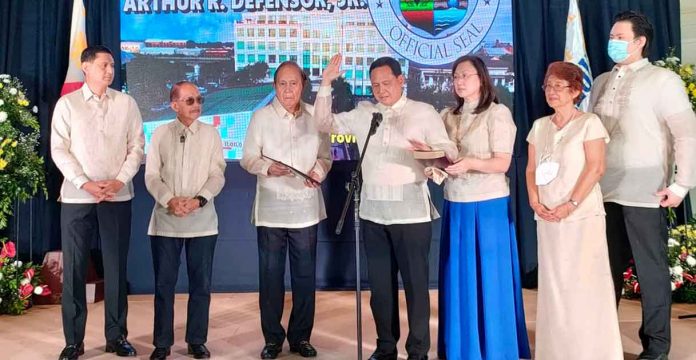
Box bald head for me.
[273,61,307,86]
[170,81,195,102]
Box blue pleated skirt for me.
[437,197,531,360]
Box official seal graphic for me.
[400,0,468,36]
[369,0,499,65]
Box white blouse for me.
[441,102,516,203]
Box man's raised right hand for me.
[321,54,344,87]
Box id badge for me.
[535,161,559,186]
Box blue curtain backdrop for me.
[0,0,684,292]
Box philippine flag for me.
[60,0,88,96]
[564,0,592,111]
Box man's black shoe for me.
[149,347,170,360]
[368,349,398,360]
[105,336,137,357]
[187,344,211,359]
[188,344,210,359]
[260,343,282,359]
[289,340,317,357]
[638,353,668,360]
[58,343,84,360]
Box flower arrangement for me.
[0,74,49,314]
[0,239,51,314]
[0,74,46,230]
[622,222,696,303]
[622,259,640,299]
[667,224,696,303]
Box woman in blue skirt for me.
[433,55,530,360]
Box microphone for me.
[371,112,383,125]
[180,134,186,143]
[369,112,383,135]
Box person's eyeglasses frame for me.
[541,84,572,92]
[176,96,205,105]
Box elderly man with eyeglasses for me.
[144,81,226,360]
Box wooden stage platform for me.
[1,290,695,359]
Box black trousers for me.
[362,220,432,358]
[257,225,317,345]
[605,202,671,355]
[61,201,131,345]
[151,235,217,347]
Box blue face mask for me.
[607,39,635,63]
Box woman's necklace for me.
[551,108,578,130]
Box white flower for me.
[687,256,696,267]
[12,260,23,267]
[9,88,17,95]
[0,74,9,79]
[0,272,3,281]
[666,56,680,64]
[32,106,38,113]
[671,282,677,291]
[20,278,30,286]
[0,297,2,304]
[2,79,9,84]
[671,265,684,275]
[667,238,680,247]
[0,99,4,106]
[655,60,666,66]
[0,111,7,123]
[33,286,43,295]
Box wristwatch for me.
[194,195,208,207]
[568,199,579,208]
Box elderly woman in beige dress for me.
[525,62,623,359]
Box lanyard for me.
[540,110,578,162]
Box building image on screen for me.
[120,0,513,161]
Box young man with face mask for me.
[241,61,332,359]
[590,10,696,360]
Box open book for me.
[412,150,446,160]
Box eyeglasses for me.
[177,96,204,105]
[453,73,479,81]
[542,84,571,92]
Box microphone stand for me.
[335,113,382,360]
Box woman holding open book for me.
[434,55,530,360]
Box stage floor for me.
[1,290,695,359]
